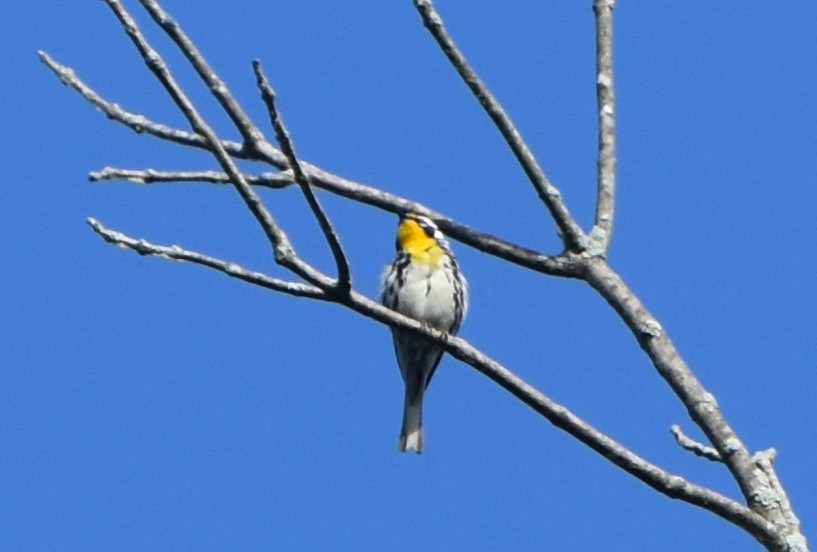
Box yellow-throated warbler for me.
[380,213,468,453]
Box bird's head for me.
[396,213,446,265]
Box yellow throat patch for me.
[397,217,445,266]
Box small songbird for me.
[380,213,468,453]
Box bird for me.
[380,213,468,453]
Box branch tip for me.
[592,0,617,251]
[671,424,722,462]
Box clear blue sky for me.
[2,2,815,550]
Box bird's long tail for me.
[399,388,424,453]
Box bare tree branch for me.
[138,0,266,148]
[582,260,805,551]
[89,167,295,187]
[253,60,352,295]
[39,50,205,147]
[412,0,587,252]
[87,217,327,300]
[44,2,808,549]
[409,5,803,545]
[40,52,579,277]
[84,217,780,549]
[752,450,808,552]
[591,0,617,252]
[102,0,334,290]
[671,418,809,550]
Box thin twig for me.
[87,217,327,300]
[671,424,722,462]
[412,0,586,252]
[253,60,352,295]
[39,50,209,147]
[39,49,291,169]
[591,0,617,253]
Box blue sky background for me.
[2,2,815,550]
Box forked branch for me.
[413,0,586,252]
[253,60,352,295]
[43,1,806,550]
[39,50,579,277]
[102,0,333,290]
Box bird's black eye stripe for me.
[415,216,437,237]
[401,213,438,239]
